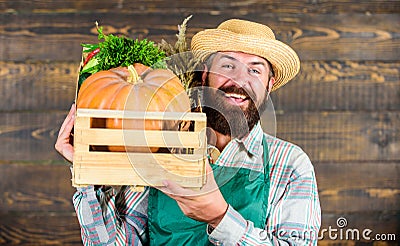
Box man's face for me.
[202,52,274,138]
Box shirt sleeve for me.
[72,185,149,245]
[208,152,321,245]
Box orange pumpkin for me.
[76,63,191,152]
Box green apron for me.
[148,135,270,245]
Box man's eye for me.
[222,64,234,69]
[249,68,260,74]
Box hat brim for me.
[191,29,300,91]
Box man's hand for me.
[55,104,76,163]
[158,163,228,228]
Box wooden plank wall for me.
[0,0,399,245]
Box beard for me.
[202,78,269,139]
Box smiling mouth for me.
[224,92,248,104]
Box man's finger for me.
[158,180,197,197]
[59,104,75,136]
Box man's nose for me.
[230,66,250,87]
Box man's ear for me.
[267,77,275,92]
[201,64,208,86]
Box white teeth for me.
[225,93,246,100]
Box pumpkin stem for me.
[127,65,142,84]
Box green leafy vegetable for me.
[80,22,167,77]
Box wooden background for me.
[0,0,399,245]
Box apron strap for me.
[262,134,270,183]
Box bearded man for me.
[56,19,321,245]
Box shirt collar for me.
[233,122,263,157]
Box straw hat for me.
[191,19,300,91]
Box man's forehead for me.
[214,51,269,66]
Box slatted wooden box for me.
[72,108,207,189]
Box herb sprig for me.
[158,15,201,92]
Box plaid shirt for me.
[73,123,321,245]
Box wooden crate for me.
[72,108,207,189]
